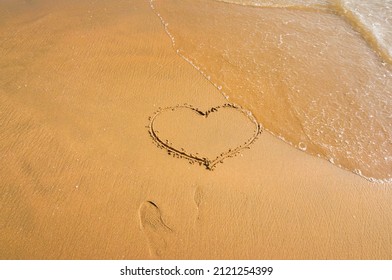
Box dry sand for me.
[0,0,392,259]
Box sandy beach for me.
[0,0,392,259]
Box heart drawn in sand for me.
[148,104,262,170]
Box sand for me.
[0,0,392,259]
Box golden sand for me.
[0,0,392,259]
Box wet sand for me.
[0,0,392,259]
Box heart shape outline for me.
[148,103,262,170]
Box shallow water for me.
[217,0,392,62]
[149,0,392,182]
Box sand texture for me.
[0,0,392,259]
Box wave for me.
[216,0,392,64]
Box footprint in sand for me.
[193,186,203,221]
[139,201,173,257]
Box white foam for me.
[214,0,329,8]
[335,0,392,62]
